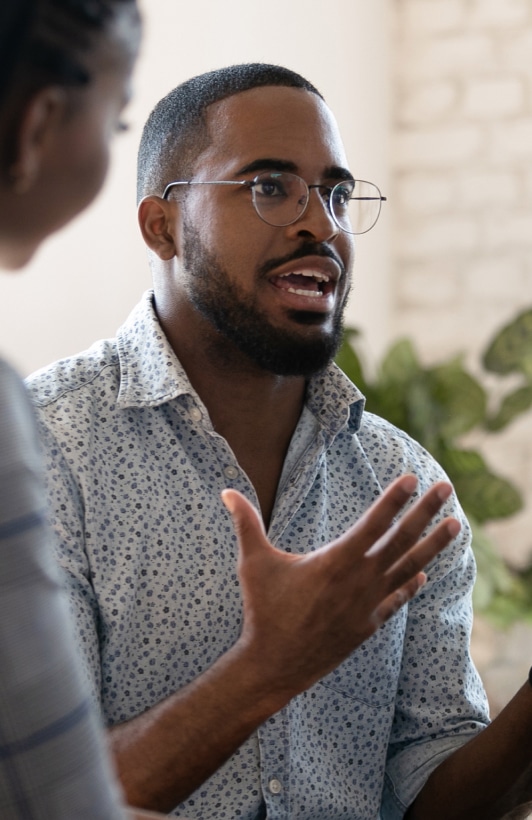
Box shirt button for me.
[189,407,202,422]
[224,465,238,480]
[268,778,282,795]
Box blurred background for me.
[0,0,392,375]
[3,0,532,710]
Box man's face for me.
[174,85,355,377]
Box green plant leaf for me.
[486,385,532,431]
[429,358,487,438]
[471,517,516,595]
[483,308,532,376]
[334,322,532,625]
[440,448,522,521]
[378,338,421,386]
[455,473,522,522]
[404,378,438,450]
[440,447,486,475]
[468,517,532,625]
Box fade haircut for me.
[136,63,324,203]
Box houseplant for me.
[336,313,532,625]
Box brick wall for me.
[393,0,532,706]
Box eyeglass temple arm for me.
[162,180,249,199]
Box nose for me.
[285,186,340,242]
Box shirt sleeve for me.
[372,422,490,818]
[31,387,105,709]
[0,360,126,819]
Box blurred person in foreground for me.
[27,63,532,820]
[0,1,163,817]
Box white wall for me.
[391,0,532,709]
[0,0,391,376]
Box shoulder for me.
[356,409,450,491]
[0,356,39,445]
[25,339,119,410]
[0,356,25,402]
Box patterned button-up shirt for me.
[27,291,490,820]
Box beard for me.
[181,222,349,378]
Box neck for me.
[156,297,307,527]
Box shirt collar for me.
[115,290,366,433]
[116,290,195,408]
[306,362,365,438]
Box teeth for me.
[286,288,323,297]
[279,270,330,283]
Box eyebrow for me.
[236,158,354,182]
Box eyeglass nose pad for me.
[306,185,340,233]
[292,178,310,219]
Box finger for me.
[221,489,269,559]
[326,474,420,560]
[326,474,440,564]
[372,572,427,627]
[367,481,453,570]
[382,516,461,593]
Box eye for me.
[115,120,130,134]
[331,182,354,208]
[253,173,288,198]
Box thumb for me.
[221,489,268,559]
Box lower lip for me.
[269,281,336,313]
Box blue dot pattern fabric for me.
[26,291,490,820]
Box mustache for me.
[257,243,346,279]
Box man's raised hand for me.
[222,475,460,702]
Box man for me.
[26,64,532,819]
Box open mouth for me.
[271,270,334,298]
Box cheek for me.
[64,94,118,216]
[340,236,355,285]
[191,201,267,274]
[72,129,110,210]
[36,131,110,241]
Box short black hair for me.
[136,63,324,203]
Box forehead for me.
[196,86,349,176]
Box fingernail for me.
[220,489,235,514]
[447,519,461,537]
[402,475,418,493]
[436,483,453,502]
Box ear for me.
[9,86,67,194]
[138,195,181,261]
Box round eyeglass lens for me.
[331,179,383,235]
[250,172,309,227]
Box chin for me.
[0,240,39,271]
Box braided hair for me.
[0,0,139,173]
[0,0,139,101]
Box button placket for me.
[257,713,290,817]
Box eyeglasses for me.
[162,172,386,235]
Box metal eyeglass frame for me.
[162,173,387,235]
